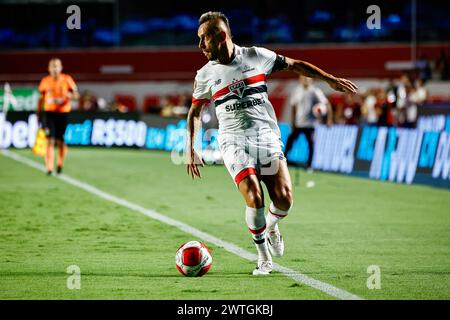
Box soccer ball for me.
[175,241,212,277]
[312,102,328,118]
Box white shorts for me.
[218,131,286,186]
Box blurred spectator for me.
[158,93,192,118]
[400,78,428,128]
[284,75,332,168]
[201,102,218,130]
[78,90,99,111]
[361,88,380,125]
[160,96,174,117]
[109,100,128,113]
[335,93,362,125]
[97,97,107,111]
[417,54,432,82]
[386,77,398,106]
[413,78,429,106]
[435,50,450,80]
[403,80,418,128]
[171,93,190,118]
[327,71,434,128]
[376,89,393,127]
[393,73,411,126]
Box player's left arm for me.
[281,57,358,94]
[66,75,80,100]
[37,79,46,123]
[68,90,80,100]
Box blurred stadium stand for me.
[0,0,449,123]
[1,0,449,188]
[1,0,449,48]
[1,44,449,81]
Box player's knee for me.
[248,193,264,208]
[276,186,293,211]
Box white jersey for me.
[288,84,328,128]
[192,45,281,137]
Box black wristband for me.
[272,54,288,73]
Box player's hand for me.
[328,77,358,94]
[186,149,204,179]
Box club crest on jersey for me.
[228,80,246,98]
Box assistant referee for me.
[37,58,78,175]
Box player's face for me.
[300,76,312,88]
[48,59,63,78]
[198,23,220,61]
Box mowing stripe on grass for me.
[2,149,363,300]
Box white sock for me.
[245,206,271,262]
[266,202,290,232]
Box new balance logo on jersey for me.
[242,64,256,73]
[229,80,246,98]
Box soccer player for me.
[284,75,333,170]
[37,58,78,175]
[186,12,357,275]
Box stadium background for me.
[1,0,450,301]
[1,0,450,188]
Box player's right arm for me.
[186,100,205,179]
[186,68,213,179]
[37,93,44,113]
[186,74,211,179]
[36,79,46,123]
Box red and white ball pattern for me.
[313,102,328,117]
[175,241,212,277]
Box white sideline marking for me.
[2,149,363,300]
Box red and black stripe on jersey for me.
[214,85,267,107]
[213,73,267,107]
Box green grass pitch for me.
[0,148,449,299]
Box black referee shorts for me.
[42,112,68,141]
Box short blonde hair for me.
[198,11,232,36]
